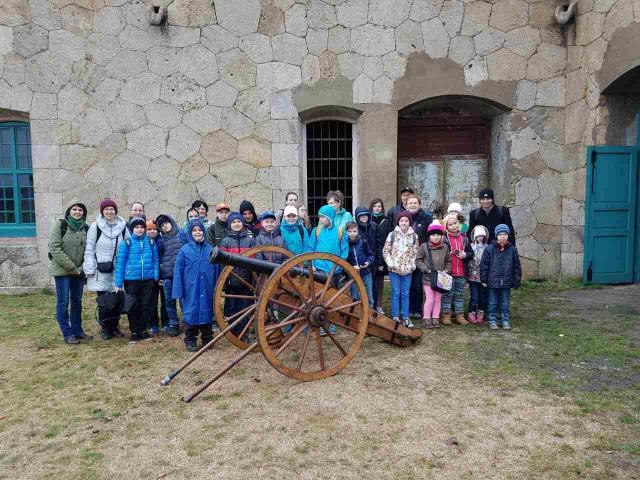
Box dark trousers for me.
[468,281,487,312]
[409,269,423,316]
[97,290,120,333]
[184,323,213,346]
[224,286,252,336]
[373,271,385,310]
[147,281,169,330]
[54,275,85,340]
[124,279,154,336]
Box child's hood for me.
[186,219,206,244]
[156,214,178,237]
[354,206,371,224]
[318,205,335,227]
[471,225,489,243]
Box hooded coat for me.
[156,214,185,279]
[333,207,354,230]
[467,225,489,282]
[480,241,522,289]
[114,230,159,288]
[84,214,130,292]
[172,220,217,325]
[239,200,262,236]
[255,227,287,264]
[280,221,309,255]
[48,202,88,277]
[354,207,378,268]
[306,205,349,272]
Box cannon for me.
[160,245,422,402]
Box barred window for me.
[0,122,35,237]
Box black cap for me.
[400,186,414,195]
[479,188,494,200]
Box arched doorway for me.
[397,96,509,217]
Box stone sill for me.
[0,238,38,245]
[0,286,52,295]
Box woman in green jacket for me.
[48,202,89,344]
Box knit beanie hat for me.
[260,211,276,222]
[495,224,510,237]
[100,198,118,215]
[427,220,444,236]
[129,217,146,230]
[447,202,463,214]
[227,212,244,228]
[146,219,157,230]
[479,188,494,200]
[283,205,298,217]
[443,213,459,228]
[396,211,412,226]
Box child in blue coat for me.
[345,221,375,307]
[480,224,522,331]
[280,205,309,255]
[114,217,159,343]
[172,220,218,352]
[305,204,348,273]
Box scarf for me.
[66,217,85,231]
[371,211,384,218]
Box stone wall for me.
[0,0,639,288]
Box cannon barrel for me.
[209,247,329,283]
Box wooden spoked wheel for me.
[255,253,370,382]
[214,245,293,350]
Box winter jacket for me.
[156,214,185,279]
[206,218,230,247]
[416,242,451,285]
[355,207,378,268]
[467,225,489,283]
[347,236,374,276]
[48,202,88,277]
[333,207,354,230]
[280,221,309,255]
[239,200,261,236]
[172,220,217,326]
[220,228,255,286]
[373,215,393,274]
[480,242,522,289]
[443,232,474,277]
[387,203,407,223]
[306,205,349,272]
[410,208,433,245]
[382,226,418,276]
[255,227,287,264]
[84,215,130,292]
[114,233,159,288]
[468,204,516,244]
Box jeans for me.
[409,269,423,315]
[124,279,154,336]
[350,271,374,307]
[441,276,466,314]
[54,275,85,340]
[389,272,411,319]
[468,281,487,312]
[487,288,511,325]
[161,279,180,328]
[423,285,442,319]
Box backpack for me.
[48,219,89,260]
[315,226,343,242]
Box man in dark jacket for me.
[206,202,231,246]
[239,200,261,236]
[387,186,414,223]
[156,214,185,336]
[468,189,516,244]
[480,224,521,330]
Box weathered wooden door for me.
[583,147,638,284]
[398,118,490,216]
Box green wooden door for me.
[583,147,638,284]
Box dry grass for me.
[0,285,638,479]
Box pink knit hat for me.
[427,220,444,236]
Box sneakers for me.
[476,311,485,323]
[185,340,198,352]
[403,317,414,328]
[432,317,440,328]
[392,317,401,324]
[100,329,114,341]
[64,336,80,344]
[501,321,512,330]
[423,318,433,329]
[320,325,337,336]
[148,327,159,337]
[376,307,385,315]
[167,325,180,337]
[468,311,478,324]
[112,327,125,338]
[488,321,498,330]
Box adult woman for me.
[294,201,312,233]
[405,195,433,325]
[83,198,130,340]
[326,190,353,229]
[275,191,299,225]
[369,198,392,314]
[48,201,89,344]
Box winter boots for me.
[455,313,468,325]
[441,314,452,325]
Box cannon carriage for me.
[160,245,422,402]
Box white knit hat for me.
[447,202,463,214]
[283,205,298,217]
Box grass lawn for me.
[0,281,638,479]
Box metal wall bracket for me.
[555,2,578,25]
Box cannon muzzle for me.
[209,247,329,283]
